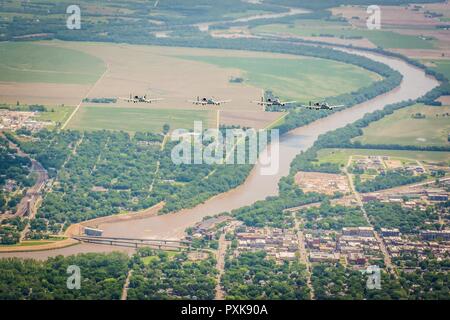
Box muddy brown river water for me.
[0,48,439,259]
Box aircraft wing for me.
[281,101,297,105]
[144,98,164,103]
[216,99,231,104]
[189,100,207,105]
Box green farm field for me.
[0,42,105,84]
[317,148,450,167]
[34,106,75,127]
[251,23,436,49]
[353,104,450,147]
[177,55,381,101]
[67,106,216,133]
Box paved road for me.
[293,212,315,299]
[214,233,227,300]
[344,156,397,276]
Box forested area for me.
[394,253,450,299]
[5,129,81,177]
[5,127,255,233]
[300,202,368,231]
[312,263,407,299]
[364,201,440,233]
[128,248,217,300]
[354,171,427,193]
[0,252,128,299]
[0,136,34,214]
[289,147,342,174]
[0,217,26,245]
[222,251,310,300]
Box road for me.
[214,233,227,300]
[344,156,397,276]
[293,212,315,300]
[1,133,49,240]
[214,221,240,300]
[61,63,110,130]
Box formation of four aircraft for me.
[118,93,344,110]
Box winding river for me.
[195,7,309,32]
[0,48,439,260]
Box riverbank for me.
[0,202,165,253]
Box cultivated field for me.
[0,42,106,106]
[34,106,75,128]
[68,106,216,133]
[0,42,105,84]
[0,40,381,132]
[353,104,450,147]
[331,5,443,29]
[251,22,436,49]
[317,148,450,167]
[177,54,380,101]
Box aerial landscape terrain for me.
[0,0,449,305]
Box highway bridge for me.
[72,235,193,251]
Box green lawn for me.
[34,106,75,127]
[177,55,380,101]
[317,148,450,167]
[252,23,436,49]
[353,104,450,147]
[0,42,105,84]
[141,251,178,265]
[67,106,215,133]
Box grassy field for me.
[68,106,216,133]
[34,106,75,126]
[317,148,450,167]
[142,251,178,265]
[177,55,380,101]
[0,42,105,84]
[252,23,436,49]
[353,104,450,147]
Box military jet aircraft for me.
[119,94,164,103]
[252,96,296,107]
[301,101,344,110]
[189,96,231,106]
